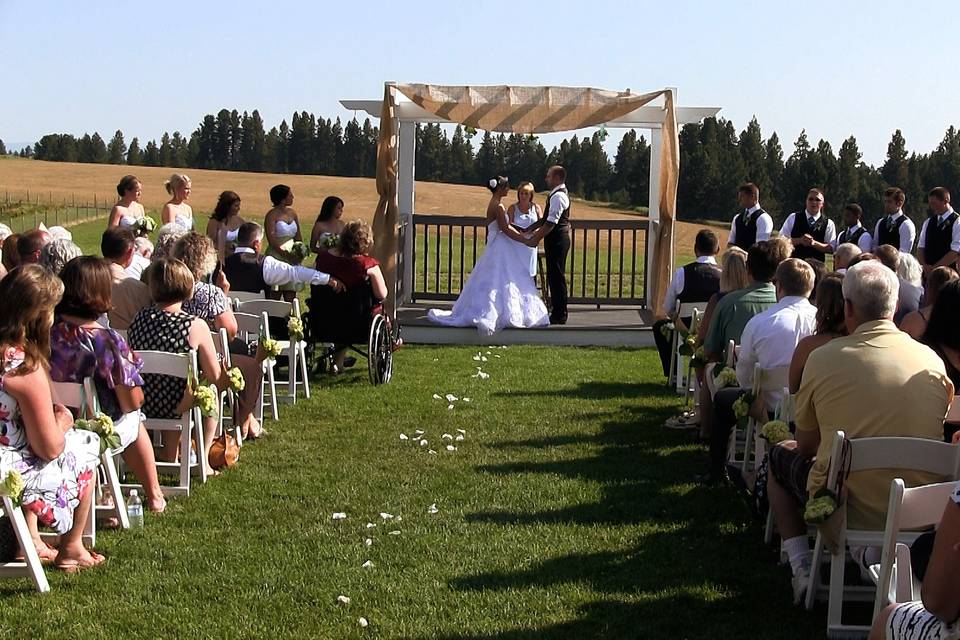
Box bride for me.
[428,177,550,335]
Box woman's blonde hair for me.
[339,220,373,257]
[719,247,749,292]
[164,173,191,196]
[149,258,195,305]
[0,265,64,373]
[171,232,217,281]
[517,181,536,198]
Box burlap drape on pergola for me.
[372,83,679,314]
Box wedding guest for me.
[921,279,960,440]
[206,190,244,262]
[264,184,304,303]
[309,195,345,253]
[780,188,836,262]
[108,175,146,232]
[896,252,924,323]
[160,173,193,231]
[833,203,873,252]
[803,258,827,302]
[127,258,226,462]
[653,229,721,378]
[0,265,103,571]
[918,186,960,274]
[727,182,772,251]
[17,229,50,265]
[900,266,958,340]
[0,223,11,244]
[49,257,165,513]
[1,233,19,273]
[313,221,387,374]
[126,236,153,280]
[767,261,952,604]
[153,223,187,261]
[873,187,916,252]
[100,228,152,330]
[833,242,862,273]
[788,273,847,394]
[39,238,82,276]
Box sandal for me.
[55,551,106,574]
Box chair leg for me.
[763,508,775,545]
[805,532,824,610]
[194,408,210,483]
[287,344,297,404]
[179,423,192,495]
[826,535,847,634]
[265,359,279,421]
[101,451,129,529]
[4,497,50,592]
[298,342,311,399]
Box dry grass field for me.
[0,158,725,253]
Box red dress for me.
[309,252,382,343]
[314,252,379,288]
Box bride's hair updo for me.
[486,176,509,193]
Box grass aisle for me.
[0,347,821,639]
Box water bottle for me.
[127,489,144,529]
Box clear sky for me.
[2,0,957,166]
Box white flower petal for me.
[365,538,373,546]
[481,357,488,362]
[358,617,369,627]
[455,434,465,441]
[379,512,394,520]
[414,429,425,435]
[472,355,481,361]
[399,433,408,441]
[419,439,428,446]
[463,398,471,402]
[445,394,458,402]
[427,503,439,514]
[387,530,401,535]
[456,429,467,434]
[446,445,457,451]
[332,512,347,520]
[428,449,437,454]
[432,394,441,400]
[366,522,376,528]
[447,404,454,410]
[442,433,453,440]
[362,560,373,569]
[337,595,351,605]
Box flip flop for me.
[15,543,58,565]
[55,551,106,574]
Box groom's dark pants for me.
[544,226,570,323]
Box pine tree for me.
[475,131,498,182]
[170,132,188,167]
[107,130,126,164]
[339,117,365,176]
[763,133,785,212]
[881,129,909,188]
[836,136,862,209]
[239,111,266,171]
[362,119,378,177]
[739,117,769,200]
[126,137,143,165]
[159,132,173,167]
[0,139,7,155]
[143,140,160,166]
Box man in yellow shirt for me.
[766,260,953,604]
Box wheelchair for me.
[303,281,397,385]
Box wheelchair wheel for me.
[367,314,394,385]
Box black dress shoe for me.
[550,316,568,325]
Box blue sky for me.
[2,0,957,166]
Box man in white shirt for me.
[224,222,343,293]
[780,188,837,262]
[728,182,773,251]
[832,203,873,252]
[918,186,960,275]
[524,165,572,324]
[872,187,916,252]
[701,258,816,484]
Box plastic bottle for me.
[127,489,144,529]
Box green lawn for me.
[0,347,825,639]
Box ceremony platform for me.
[397,303,656,347]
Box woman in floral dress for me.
[0,265,103,571]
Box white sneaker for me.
[791,568,810,606]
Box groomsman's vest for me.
[678,261,721,303]
[732,208,767,251]
[924,212,959,264]
[547,186,571,233]
[790,212,829,261]
[223,252,267,294]
[877,215,909,249]
[838,225,868,247]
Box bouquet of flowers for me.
[760,419,792,445]
[658,321,675,339]
[74,412,121,455]
[732,390,758,422]
[186,364,218,419]
[226,366,245,393]
[259,336,282,359]
[678,333,697,357]
[132,216,158,236]
[804,489,839,524]
[288,316,304,342]
[281,239,310,263]
[689,346,708,369]
[322,234,340,250]
[714,366,739,389]
[0,467,24,504]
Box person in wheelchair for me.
[310,221,388,375]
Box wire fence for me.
[0,190,114,233]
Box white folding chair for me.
[235,298,310,404]
[727,364,790,474]
[667,301,705,395]
[871,479,958,619]
[230,291,267,305]
[235,311,278,422]
[211,328,243,448]
[0,495,50,592]
[804,431,960,638]
[137,350,210,496]
[764,389,795,545]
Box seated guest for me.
[780,188,836,262]
[832,242,862,273]
[49,257,165,513]
[223,222,343,295]
[869,482,960,640]
[101,228,152,330]
[39,238,82,276]
[788,273,847,394]
[0,223,11,244]
[896,252,925,323]
[2,233,21,273]
[16,229,50,265]
[653,229,721,378]
[767,261,953,603]
[921,279,960,440]
[313,221,388,374]
[153,223,187,261]
[833,203,873,252]
[127,258,226,462]
[703,258,816,484]
[918,186,960,275]
[849,251,877,267]
[0,265,103,571]
[125,236,153,280]
[900,266,958,340]
[876,244,900,272]
[803,258,827,302]
[768,234,796,263]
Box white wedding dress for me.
[428,206,549,335]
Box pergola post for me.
[397,119,416,305]
[646,124,662,308]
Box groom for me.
[525,165,571,324]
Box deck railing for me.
[409,214,650,307]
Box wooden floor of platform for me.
[397,303,656,347]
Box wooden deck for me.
[397,303,656,347]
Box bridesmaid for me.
[160,173,193,231]
[206,190,244,262]
[309,196,345,253]
[263,184,303,302]
[108,175,146,232]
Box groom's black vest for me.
[546,187,571,233]
[923,211,959,264]
[877,214,909,249]
[732,207,767,251]
[790,212,829,261]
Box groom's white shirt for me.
[545,183,570,225]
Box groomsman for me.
[872,187,916,252]
[832,203,873,252]
[917,187,960,274]
[780,188,836,261]
[727,183,772,251]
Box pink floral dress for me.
[0,347,100,534]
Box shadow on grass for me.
[494,380,671,402]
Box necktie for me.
[808,216,816,227]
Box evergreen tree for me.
[447,125,475,184]
[240,111,266,171]
[361,119,378,177]
[158,132,173,167]
[170,132,188,167]
[107,130,126,164]
[126,137,143,165]
[194,115,217,169]
[739,117,769,200]
[0,139,7,155]
[475,131,498,182]
[77,133,96,163]
[836,136,862,209]
[881,129,909,188]
[143,140,160,166]
[763,132,785,212]
[339,117,366,176]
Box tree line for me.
[7,109,960,226]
